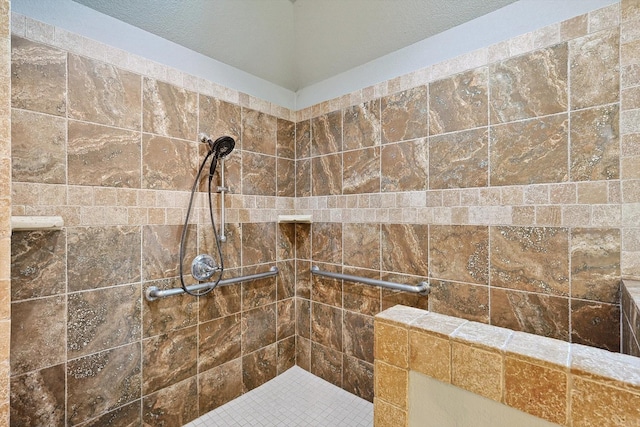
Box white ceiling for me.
[70,0,518,91]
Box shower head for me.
[211,136,235,160]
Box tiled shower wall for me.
[9,13,297,426]
[294,2,635,399]
[0,0,10,425]
[7,1,640,426]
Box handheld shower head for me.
[211,136,235,160]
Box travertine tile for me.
[429,128,488,189]
[374,397,407,427]
[504,357,568,425]
[571,343,640,392]
[11,109,66,184]
[310,341,342,387]
[490,114,569,186]
[451,341,502,401]
[343,100,381,150]
[142,327,197,395]
[68,121,141,188]
[67,342,141,425]
[491,288,570,341]
[429,68,488,135]
[68,54,141,129]
[343,147,380,194]
[374,360,408,409]
[409,329,451,383]
[10,230,66,301]
[10,296,66,376]
[490,44,568,123]
[571,228,621,303]
[143,78,197,140]
[490,226,569,296]
[381,86,428,144]
[10,364,65,426]
[430,225,489,285]
[242,343,277,392]
[571,377,640,426]
[242,109,276,156]
[11,36,66,116]
[375,320,408,368]
[311,110,342,156]
[571,299,620,351]
[569,28,620,110]
[570,105,620,181]
[506,330,570,368]
[429,280,489,323]
[143,378,197,427]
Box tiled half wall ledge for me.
[374,297,640,427]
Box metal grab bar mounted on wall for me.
[145,266,279,301]
[310,266,429,295]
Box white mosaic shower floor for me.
[184,366,373,427]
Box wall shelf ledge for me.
[11,216,64,231]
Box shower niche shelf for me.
[277,214,312,223]
[11,215,64,231]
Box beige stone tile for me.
[549,183,578,205]
[451,342,503,401]
[375,321,408,368]
[512,205,535,225]
[451,320,513,350]
[501,186,524,205]
[577,182,609,204]
[373,397,407,427]
[409,329,451,383]
[524,185,549,205]
[562,205,592,227]
[571,377,640,426]
[374,360,408,409]
[536,206,562,226]
[589,3,620,33]
[533,24,560,49]
[571,343,640,393]
[505,330,570,368]
[505,357,568,425]
[375,305,425,326]
[561,14,588,40]
[598,200,620,228]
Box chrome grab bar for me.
[310,266,429,295]
[145,266,279,301]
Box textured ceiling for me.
[71,0,518,91]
